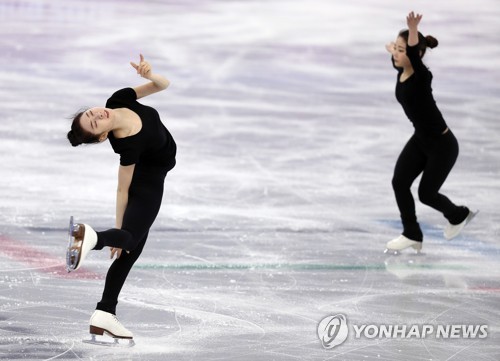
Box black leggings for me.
[392,130,468,241]
[94,164,170,314]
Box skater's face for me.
[392,37,411,69]
[79,107,113,141]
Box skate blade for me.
[384,248,400,255]
[384,247,422,255]
[66,216,84,272]
[83,334,135,347]
[66,246,81,272]
[466,210,479,226]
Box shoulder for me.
[106,88,138,108]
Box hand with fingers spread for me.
[406,11,423,31]
[130,54,152,79]
[406,11,423,47]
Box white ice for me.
[0,0,499,360]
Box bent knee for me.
[392,176,410,191]
[418,188,436,205]
[121,228,149,253]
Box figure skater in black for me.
[385,12,476,253]
[66,54,176,341]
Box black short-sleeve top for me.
[105,88,176,169]
[393,44,448,137]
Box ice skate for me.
[83,310,135,347]
[66,216,97,272]
[444,210,478,240]
[384,235,422,255]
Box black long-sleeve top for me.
[106,88,176,170]
[393,44,448,137]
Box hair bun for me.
[67,130,82,147]
[425,35,439,49]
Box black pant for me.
[392,130,468,241]
[94,163,171,314]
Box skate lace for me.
[107,315,126,330]
[111,315,133,336]
[112,315,126,329]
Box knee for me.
[119,229,145,252]
[121,247,143,264]
[122,229,149,254]
[418,187,435,205]
[129,240,145,256]
[116,240,145,264]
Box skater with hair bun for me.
[385,12,476,253]
[66,54,176,344]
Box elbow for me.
[152,78,169,91]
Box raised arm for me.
[405,12,429,76]
[406,11,422,47]
[130,54,170,99]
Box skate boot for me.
[86,310,134,346]
[444,210,478,240]
[66,216,97,272]
[384,235,422,254]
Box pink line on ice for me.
[470,287,500,293]
[0,235,103,280]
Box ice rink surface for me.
[1,0,499,360]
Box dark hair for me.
[398,29,438,58]
[67,109,102,147]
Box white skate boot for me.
[384,235,422,254]
[444,210,478,240]
[66,216,97,272]
[85,310,135,347]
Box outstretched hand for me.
[406,11,422,30]
[130,54,152,79]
